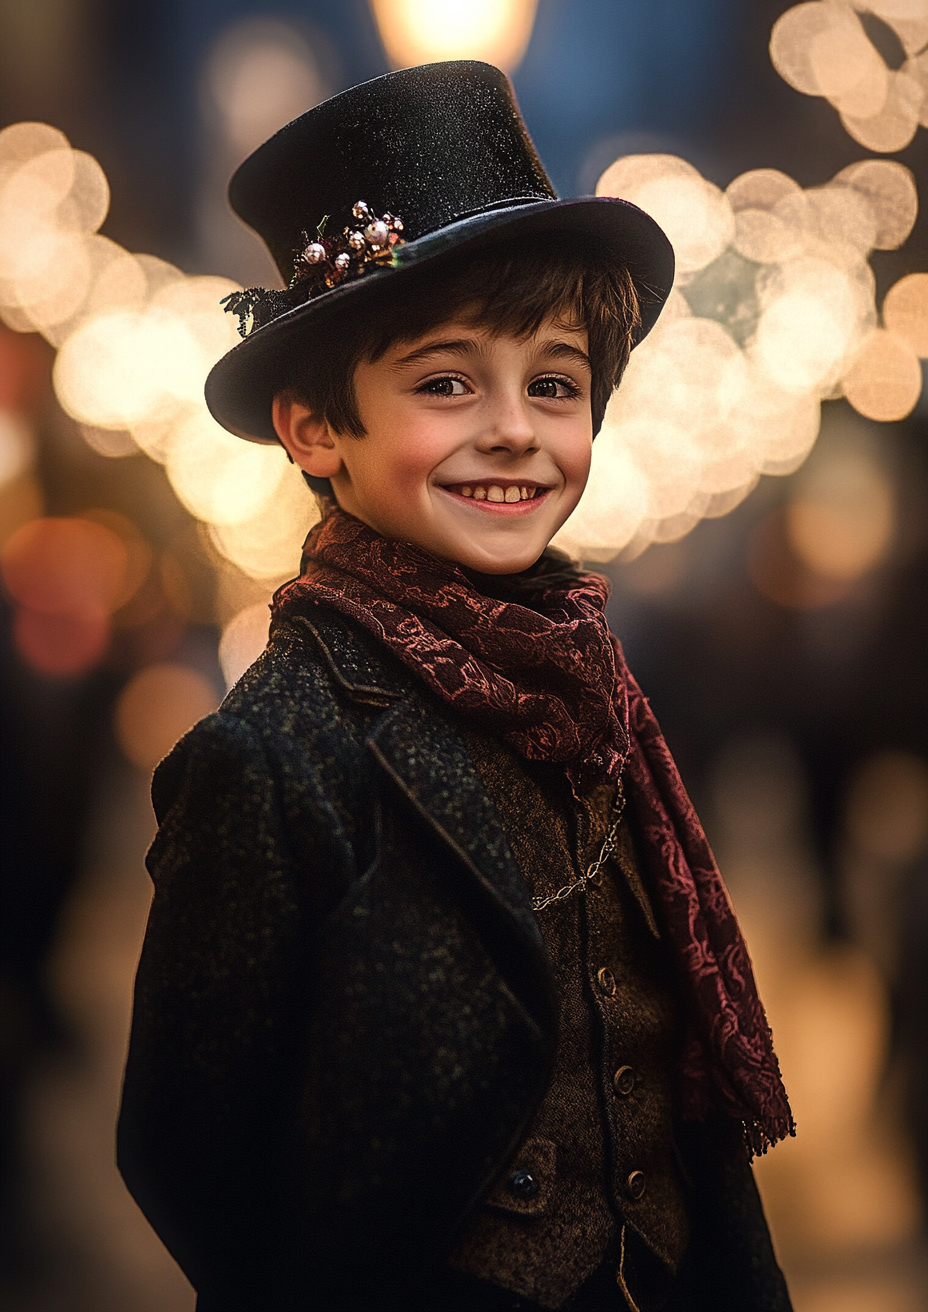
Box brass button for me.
[596,966,616,996]
[612,1065,636,1096]
[627,1170,646,1200]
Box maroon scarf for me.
[273,509,794,1154]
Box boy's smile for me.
[273,318,593,574]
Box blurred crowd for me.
[0,2,926,1310]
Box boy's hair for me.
[278,234,641,438]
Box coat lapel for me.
[367,692,557,1034]
[288,605,556,1031]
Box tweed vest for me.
[447,730,691,1310]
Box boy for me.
[118,62,794,1312]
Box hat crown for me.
[229,61,557,283]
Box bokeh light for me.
[0,515,132,675]
[770,1,928,152]
[219,602,271,689]
[556,140,920,561]
[369,0,539,70]
[883,272,928,356]
[747,420,897,608]
[786,450,895,581]
[842,327,924,422]
[0,410,33,487]
[114,663,218,772]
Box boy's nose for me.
[478,395,538,455]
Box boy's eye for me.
[528,375,580,399]
[418,375,468,396]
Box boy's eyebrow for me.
[392,336,592,371]
[392,338,479,367]
[539,340,592,371]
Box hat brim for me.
[205,196,674,444]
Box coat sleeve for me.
[117,710,340,1302]
[674,1111,794,1312]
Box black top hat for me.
[205,61,674,444]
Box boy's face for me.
[273,316,594,574]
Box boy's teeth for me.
[453,482,542,501]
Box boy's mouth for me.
[440,481,548,504]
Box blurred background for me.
[0,1,926,1309]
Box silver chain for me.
[530,781,627,912]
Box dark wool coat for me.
[117,604,792,1312]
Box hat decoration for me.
[222,201,406,339]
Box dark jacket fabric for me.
[448,728,689,1309]
[117,603,792,1312]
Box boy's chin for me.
[439,536,552,576]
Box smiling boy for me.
[118,63,794,1312]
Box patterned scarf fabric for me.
[273,509,794,1154]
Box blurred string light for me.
[554,152,925,561]
[0,120,318,602]
[369,0,539,70]
[770,0,928,152]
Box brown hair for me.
[278,233,641,439]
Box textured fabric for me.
[274,510,631,790]
[272,511,793,1154]
[120,604,791,1311]
[448,734,615,1306]
[448,731,690,1309]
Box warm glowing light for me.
[0,515,130,675]
[369,0,539,71]
[883,273,928,357]
[165,407,289,526]
[115,663,219,772]
[219,602,271,688]
[0,411,33,487]
[754,259,863,394]
[1,516,128,617]
[786,452,894,581]
[597,155,733,276]
[842,328,923,422]
[832,159,918,251]
[726,168,801,214]
[770,1,926,153]
[208,462,317,578]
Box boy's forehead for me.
[387,316,590,362]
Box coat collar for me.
[284,605,557,1034]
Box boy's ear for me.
[271,394,343,479]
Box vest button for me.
[508,1169,539,1199]
[612,1065,637,1096]
[627,1170,646,1200]
[596,966,616,996]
